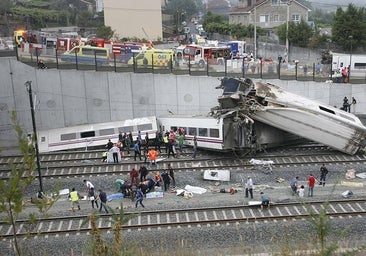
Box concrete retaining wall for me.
[1,57,366,148]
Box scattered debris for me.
[356,172,366,179]
[276,177,285,183]
[81,159,95,164]
[345,169,356,179]
[203,170,230,181]
[184,185,207,194]
[342,190,353,198]
[176,189,193,199]
[249,158,274,171]
[340,181,364,187]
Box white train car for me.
[332,53,366,78]
[38,116,158,152]
[216,77,366,155]
[158,114,298,152]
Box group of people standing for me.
[102,127,199,163]
[342,96,357,113]
[68,180,109,213]
[290,164,329,198]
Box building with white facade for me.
[103,0,162,41]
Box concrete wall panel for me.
[84,71,110,124]
[35,69,65,130]
[59,70,88,126]
[108,72,134,121]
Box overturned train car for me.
[214,77,366,155]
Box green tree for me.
[202,11,224,27]
[96,25,114,40]
[0,0,14,36]
[81,203,138,255]
[0,111,58,256]
[332,4,366,51]
[277,20,313,47]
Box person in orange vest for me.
[148,148,159,166]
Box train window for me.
[319,106,335,115]
[170,126,178,132]
[61,133,76,141]
[210,128,219,138]
[99,128,114,136]
[354,63,366,70]
[188,127,197,136]
[119,126,133,133]
[40,136,46,142]
[80,131,95,138]
[199,128,208,137]
[137,123,152,131]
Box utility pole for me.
[253,0,257,59]
[285,0,293,63]
[25,81,43,193]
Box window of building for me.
[273,14,279,22]
[292,14,300,22]
[260,15,269,23]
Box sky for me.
[306,0,365,8]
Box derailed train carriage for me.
[158,114,300,153]
[214,77,366,155]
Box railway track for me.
[0,149,365,180]
[0,144,332,166]
[1,199,365,239]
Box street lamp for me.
[285,0,293,63]
[25,81,43,193]
[348,35,353,82]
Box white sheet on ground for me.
[249,158,274,165]
[184,185,207,194]
[59,188,70,195]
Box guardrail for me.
[3,46,366,84]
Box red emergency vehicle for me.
[183,44,231,68]
[57,37,80,52]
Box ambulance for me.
[128,49,174,67]
[60,45,110,64]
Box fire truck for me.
[183,44,231,68]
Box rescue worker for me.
[69,187,81,212]
[148,148,159,166]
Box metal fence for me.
[6,46,366,84]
